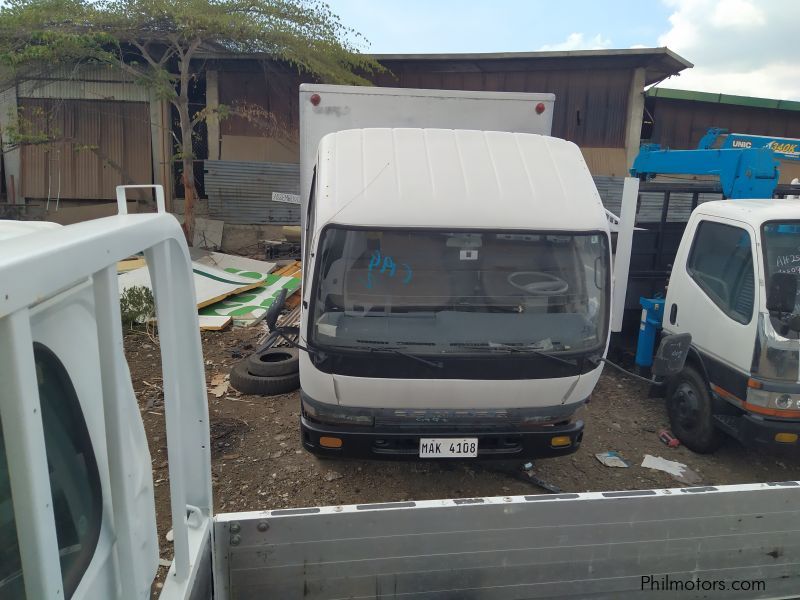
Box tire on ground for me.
[666,366,725,454]
[246,347,299,377]
[229,360,300,396]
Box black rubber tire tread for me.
[229,360,300,396]
[247,347,299,377]
[666,366,725,454]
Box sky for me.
[328,0,800,101]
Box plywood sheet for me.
[199,315,232,331]
[118,262,268,309]
[199,273,301,327]
[190,249,276,277]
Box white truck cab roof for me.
[313,128,607,235]
[695,198,800,225]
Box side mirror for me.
[767,273,797,313]
[266,288,287,331]
[652,333,692,378]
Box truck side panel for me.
[214,483,800,599]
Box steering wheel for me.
[508,271,569,296]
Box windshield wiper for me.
[487,342,580,368]
[316,342,443,369]
[371,346,444,369]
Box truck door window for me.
[0,343,102,598]
[687,221,754,324]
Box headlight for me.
[746,388,800,412]
[302,399,374,426]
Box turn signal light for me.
[319,436,343,448]
[550,436,572,448]
[774,433,798,444]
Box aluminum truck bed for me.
[210,482,800,600]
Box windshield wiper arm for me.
[317,342,444,369]
[372,347,444,369]
[487,342,579,368]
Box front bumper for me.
[714,413,800,450]
[300,415,584,460]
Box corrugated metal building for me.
[646,87,800,183]
[207,48,693,179]
[0,66,171,205]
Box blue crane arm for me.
[629,145,780,199]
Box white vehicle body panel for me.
[298,351,601,409]
[310,128,604,236]
[299,84,555,215]
[664,199,800,372]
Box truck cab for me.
[298,128,611,460]
[663,199,800,452]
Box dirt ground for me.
[125,325,800,592]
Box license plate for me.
[419,438,478,458]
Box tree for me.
[0,0,379,242]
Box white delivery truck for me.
[287,85,612,460]
[1,187,799,600]
[290,85,611,458]
[296,128,611,459]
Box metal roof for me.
[647,87,800,112]
[198,47,692,86]
[314,128,608,233]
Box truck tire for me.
[247,347,299,377]
[229,360,300,396]
[666,366,724,454]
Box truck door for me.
[665,217,758,400]
[1,343,104,598]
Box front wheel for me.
[666,366,724,454]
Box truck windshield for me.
[763,221,800,301]
[310,227,609,356]
[755,221,800,382]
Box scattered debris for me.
[658,429,680,448]
[192,218,224,250]
[199,315,232,331]
[324,470,343,482]
[489,463,562,494]
[117,255,147,273]
[210,380,229,398]
[595,451,630,468]
[119,260,269,314]
[641,454,701,485]
[165,529,174,543]
[199,262,301,327]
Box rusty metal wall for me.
[19,98,152,201]
[219,59,633,150]
[650,98,800,149]
[374,63,632,147]
[204,160,300,224]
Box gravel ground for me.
[126,326,800,594]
